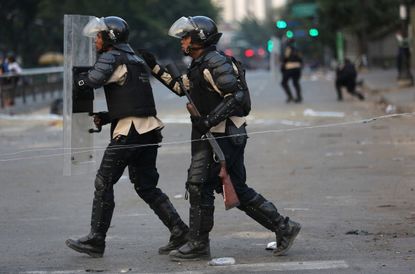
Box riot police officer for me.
[65,16,188,258]
[139,16,301,261]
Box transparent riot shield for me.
[63,15,96,176]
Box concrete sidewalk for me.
[361,69,415,112]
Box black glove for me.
[137,49,157,69]
[191,115,211,135]
[93,111,111,127]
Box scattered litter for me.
[385,105,397,114]
[266,241,276,250]
[325,152,344,157]
[310,74,319,81]
[208,257,236,266]
[280,120,310,127]
[174,194,183,199]
[303,109,345,118]
[120,268,132,273]
[377,204,395,208]
[345,230,372,235]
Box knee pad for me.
[187,150,211,184]
[94,174,114,205]
[187,183,202,206]
[95,174,108,192]
[131,167,162,203]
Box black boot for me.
[65,232,105,258]
[158,222,189,254]
[294,97,302,103]
[273,217,301,256]
[282,81,293,103]
[357,92,365,101]
[169,205,213,261]
[294,85,302,103]
[66,176,114,258]
[149,196,189,254]
[238,194,301,256]
[286,96,294,103]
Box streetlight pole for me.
[397,0,414,87]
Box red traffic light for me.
[244,48,255,58]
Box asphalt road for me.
[0,70,414,273]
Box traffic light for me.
[276,20,287,29]
[244,48,255,58]
[267,39,274,52]
[257,48,266,56]
[286,30,294,38]
[309,28,319,37]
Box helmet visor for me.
[168,17,196,38]
[82,17,108,38]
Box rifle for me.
[166,63,240,210]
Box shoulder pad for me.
[127,54,145,65]
[97,51,117,64]
[107,49,121,56]
[204,51,228,69]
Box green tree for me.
[316,0,399,57]
[238,17,274,48]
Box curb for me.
[363,80,415,113]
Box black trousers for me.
[335,77,361,100]
[281,68,302,100]
[96,127,163,206]
[189,128,257,207]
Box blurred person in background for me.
[7,55,22,75]
[335,58,364,101]
[0,53,9,75]
[280,39,303,103]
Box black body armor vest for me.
[187,63,223,116]
[187,49,245,117]
[104,51,156,120]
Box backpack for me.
[225,55,251,116]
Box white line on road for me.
[218,260,349,272]
[284,207,310,211]
[21,260,349,274]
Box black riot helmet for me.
[168,16,223,51]
[83,16,133,53]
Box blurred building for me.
[212,0,285,23]
[212,0,285,47]
[211,0,286,69]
